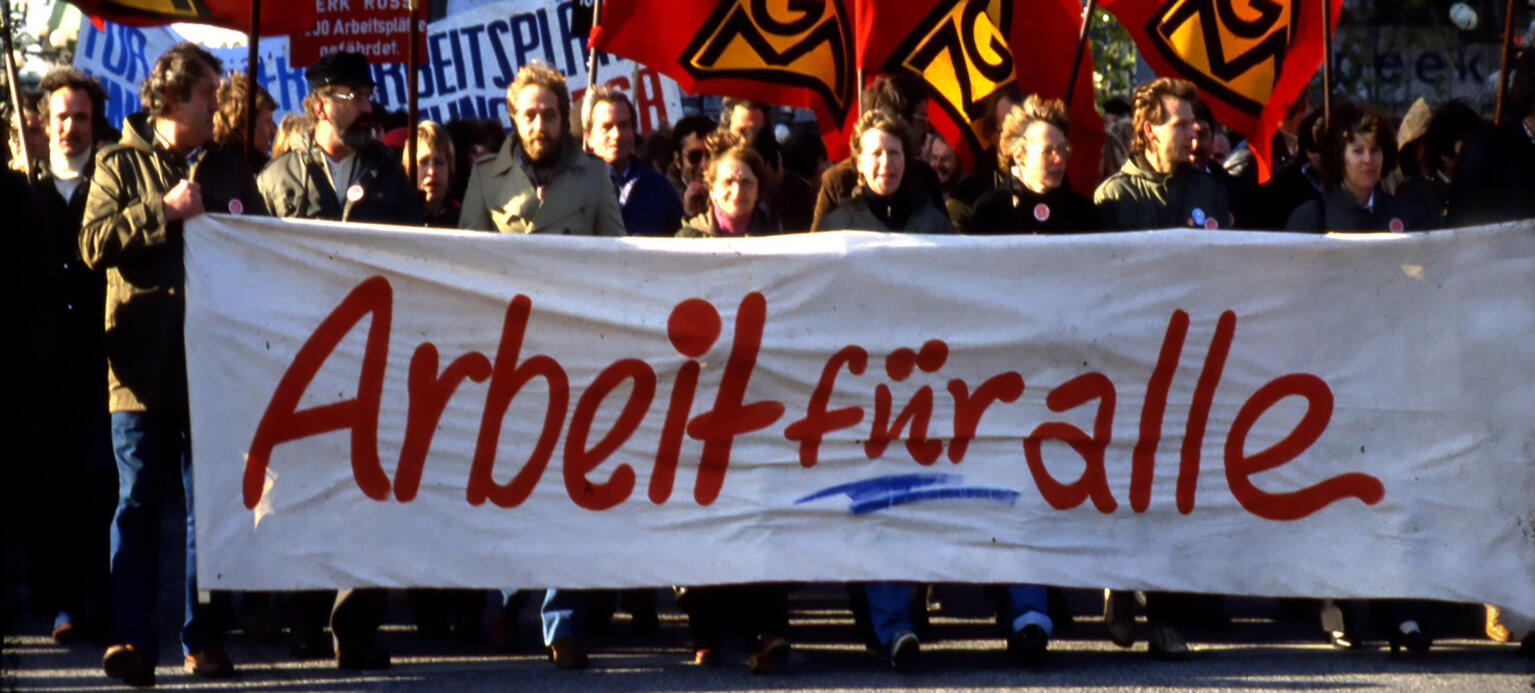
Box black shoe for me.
[1388,623,1430,657]
[889,632,919,671]
[336,639,391,670]
[103,643,156,687]
[549,636,588,670]
[290,626,333,659]
[1103,589,1136,647]
[1148,624,1192,661]
[1008,624,1048,666]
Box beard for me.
[523,132,559,163]
[339,112,379,152]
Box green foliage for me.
[1087,5,1137,112]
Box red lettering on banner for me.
[468,295,569,507]
[946,372,1025,463]
[1178,310,1236,514]
[783,345,868,468]
[394,344,492,501]
[1224,374,1384,520]
[564,359,655,510]
[242,277,1381,522]
[1023,373,1119,513]
[651,299,721,503]
[1130,310,1187,512]
[685,292,786,505]
[244,275,394,509]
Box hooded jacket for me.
[1093,154,1231,231]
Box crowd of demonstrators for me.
[8,35,1535,689]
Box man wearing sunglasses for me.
[256,50,419,672]
[258,51,419,225]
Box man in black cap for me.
[257,51,417,672]
[258,50,419,223]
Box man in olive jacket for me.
[255,51,416,672]
[1094,77,1230,231]
[79,42,265,687]
[458,61,624,236]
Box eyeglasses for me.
[1024,143,1072,160]
[329,87,374,103]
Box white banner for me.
[185,215,1535,629]
[73,0,683,133]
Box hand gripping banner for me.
[185,216,1535,631]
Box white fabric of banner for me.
[184,215,1535,629]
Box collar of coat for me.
[488,134,590,178]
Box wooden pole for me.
[1320,0,1333,130]
[244,0,260,161]
[2,0,33,179]
[1064,0,1099,109]
[1495,0,1516,125]
[407,0,420,181]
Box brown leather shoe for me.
[548,636,588,670]
[103,643,156,687]
[746,633,790,674]
[183,648,234,678]
[1485,604,1511,642]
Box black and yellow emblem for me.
[883,0,1015,148]
[103,0,212,20]
[681,0,854,121]
[1145,0,1296,115]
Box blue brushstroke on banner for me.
[795,473,1018,515]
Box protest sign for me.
[184,215,1535,632]
[73,0,682,133]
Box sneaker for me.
[746,633,790,674]
[888,632,919,671]
[1103,589,1136,647]
[183,649,234,678]
[103,643,156,687]
[1148,624,1192,661]
[549,636,588,670]
[1008,623,1049,666]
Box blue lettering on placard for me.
[431,31,456,96]
[100,24,151,84]
[372,61,407,107]
[450,28,468,94]
[277,57,309,114]
[511,12,540,66]
[487,20,515,89]
[556,0,586,76]
[459,23,488,90]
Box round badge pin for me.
[346,184,365,203]
[1388,218,1404,232]
[227,198,243,215]
[1190,207,1206,226]
[1033,203,1051,222]
[1204,217,1219,230]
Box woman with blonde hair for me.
[675,130,781,237]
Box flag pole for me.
[581,0,603,150]
[1064,0,1099,109]
[407,0,420,181]
[1495,0,1516,125]
[1320,0,1332,130]
[243,0,260,162]
[2,0,33,179]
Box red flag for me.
[69,0,316,36]
[854,0,1103,197]
[591,0,857,130]
[1097,0,1342,183]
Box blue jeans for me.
[1005,585,1053,636]
[108,410,217,659]
[540,589,593,646]
[864,582,916,650]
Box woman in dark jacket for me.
[967,94,1097,235]
[816,109,952,234]
[1285,104,1426,234]
[675,131,781,238]
[1286,103,1431,653]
